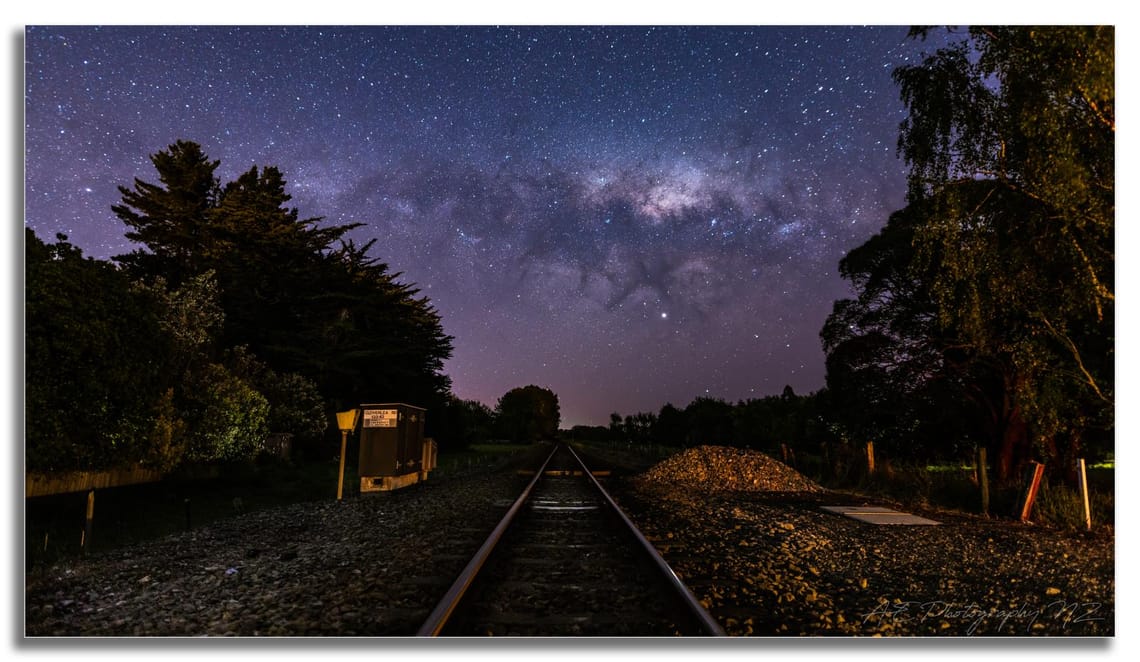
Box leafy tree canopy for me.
[822,26,1113,481]
[26,232,273,471]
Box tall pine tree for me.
[113,140,220,286]
[112,141,453,416]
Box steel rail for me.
[416,443,558,637]
[564,444,727,637]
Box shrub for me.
[1031,476,1115,530]
[183,363,269,463]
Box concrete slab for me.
[821,505,940,525]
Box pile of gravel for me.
[636,445,823,493]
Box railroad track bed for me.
[26,443,1113,636]
[431,445,715,636]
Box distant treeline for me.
[569,387,827,452]
[436,385,560,447]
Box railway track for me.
[418,443,725,637]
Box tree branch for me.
[1036,314,1113,405]
[1077,86,1115,132]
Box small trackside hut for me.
[357,403,438,493]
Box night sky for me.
[24,25,959,426]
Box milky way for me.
[24,25,956,426]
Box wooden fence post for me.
[865,442,875,475]
[82,489,95,555]
[1078,458,1092,531]
[978,447,990,516]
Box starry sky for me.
[24,25,958,427]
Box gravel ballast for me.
[614,446,1114,636]
[25,444,1114,637]
[25,458,536,636]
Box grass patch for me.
[431,442,530,476]
[924,464,974,473]
[806,451,1115,530]
[1032,473,1114,530]
[830,463,984,513]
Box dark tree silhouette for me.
[432,396,496,451]
[820,204,981,463]
[113,140,221,286]
[496,385,560,443]
[26,230,174,471]
[110,140,453,417]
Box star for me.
[23,25,960,425]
